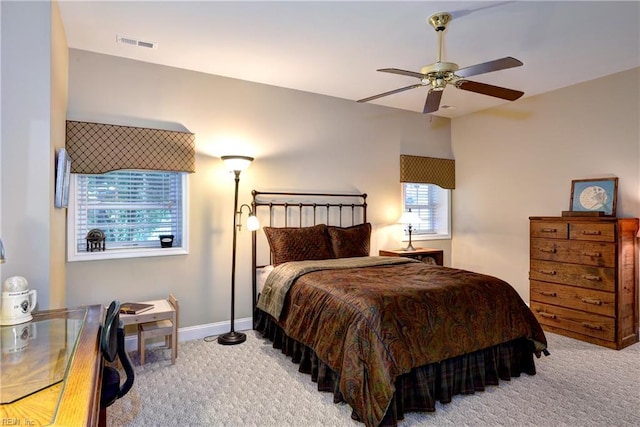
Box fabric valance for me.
[400,155,455,189]
[66,120,195,174]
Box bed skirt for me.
[254,308,538,427]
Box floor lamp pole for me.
[218,169,246,345]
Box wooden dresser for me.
[529,216,639,349]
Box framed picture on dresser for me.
[569,177,617,216]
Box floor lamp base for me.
[217,331,246,345]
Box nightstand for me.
[379,248,444,266]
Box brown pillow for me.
[327,223,371,258]
[263,224,333,266]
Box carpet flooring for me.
[107,330,640,426]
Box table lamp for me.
[397,209,423,251]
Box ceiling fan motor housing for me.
[420,62,459,75]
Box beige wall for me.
[451,67,640,302]
[65,49,452,328]
[5,4,637,330]
[50,0,69,309]
[0,0,67,309]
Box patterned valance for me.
[66,120,195,174]
[400,155,455,189]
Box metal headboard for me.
[251,190,368,319]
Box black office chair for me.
[99,300,135,424]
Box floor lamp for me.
[218,155,258,345]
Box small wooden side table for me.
[119,296,178,364]
[379,248,444,266]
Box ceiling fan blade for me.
[378,68,425,79]
[423,89,443,114]
[456,57,523,78]
[357,83,425,103]
[456,80,524,101]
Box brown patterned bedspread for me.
[270,261,547,427]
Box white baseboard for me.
[124,316,253,351]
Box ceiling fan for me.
[357,12,524,114]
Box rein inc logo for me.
[1,419,35,426]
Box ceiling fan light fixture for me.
[432,78,447,90]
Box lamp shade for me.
[221,155,254,172]
[398,210,423,225]
[246,215,260,231]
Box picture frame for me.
[570,177,618,217]
[55,148,71,208]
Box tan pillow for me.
[327,223,371,258]
[263,224,333,266]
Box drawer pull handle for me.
[540,291,557,297]
[581,322,603,330]
[582,252,602,257]
[539,269,557,275]
[580,297,602,306]
[541,228,557,233]
[581,230,602,236]
[581,274,602,281]
[538,312,557,319]
[540,248,557,254]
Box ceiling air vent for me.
[116,35,157,49]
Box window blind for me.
[403,183,438,234]
[74,171,183,252]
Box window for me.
[67,170,188,261]
[402,183,451,240]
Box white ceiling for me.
[58,1,640,119]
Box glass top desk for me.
[0,305,103,426]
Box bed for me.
[251,191,548,427]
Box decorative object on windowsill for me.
[86,229,106,252]
[397,209,424,251]
[217,155,259,346]
[567,177,618,217]
[159,235,174,248]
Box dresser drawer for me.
[529,259,615,292]
[530,301,615,342]
[530,221,568,239]
[569,222,615,242]
[530,238,615,267]
[530,280,615,317]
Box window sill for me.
[68,246,188,262]
[404,233,451,242]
